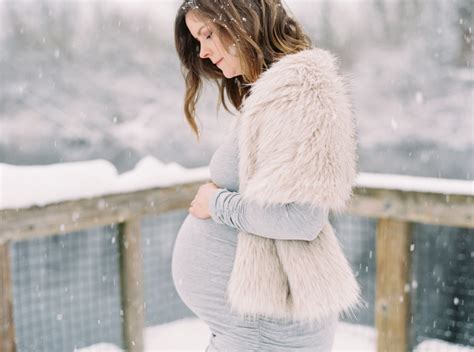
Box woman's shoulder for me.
[272,47,342,78]
[275,47,341,70]
[248,47,345,93]
[242,47,348,109]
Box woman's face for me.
[185,11,242,78]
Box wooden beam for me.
[375,219,412,352]
[348,188,473,228]
[118,219,144,352]
[0,242,16,352]
[0,180,206,244]
[1,179,473,244]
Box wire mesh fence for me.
[5,209,474,351]
[332,214,474,350]
[141,209,192,326]
[11,225,122,351]
[332,213,377,327]
[411,224,474,348]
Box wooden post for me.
[375,219,412,352]
[0,242,16,352]
[118,219,144,352]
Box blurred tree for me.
[373,0,424,46]
[319,0,334,47]
[456,0,473,68]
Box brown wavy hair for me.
[175,0,312,141]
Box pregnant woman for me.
[171,1,363,351]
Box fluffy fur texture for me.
[226,47,364,326]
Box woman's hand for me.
[189,182,220,219]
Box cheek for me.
[230,57,242,75]
[227,45,238,56]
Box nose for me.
[199,42,212,59]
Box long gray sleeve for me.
[208,188,328,241]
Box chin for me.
[222,70,238,79]
[224,73,238,78]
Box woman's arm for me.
[208,188,328,241]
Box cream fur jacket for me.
[226,47,363,325]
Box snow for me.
[75,343,121,352]
[76,317,474,352]
[356,172,474,196]
[142,319,376,351]
[1,158,472,210]
[2,0,472,168]
[415,339,474,352]
[0,157,209,210]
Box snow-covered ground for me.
[76,317,474,352]
[1,157,473,210]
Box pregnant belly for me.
[171,213,237,317]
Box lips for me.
[214,58,223,65]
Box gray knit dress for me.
[171,124,338,351]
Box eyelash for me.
[195,32,212,51]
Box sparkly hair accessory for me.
[185,0,198,9]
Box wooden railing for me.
[0,173,472,352]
